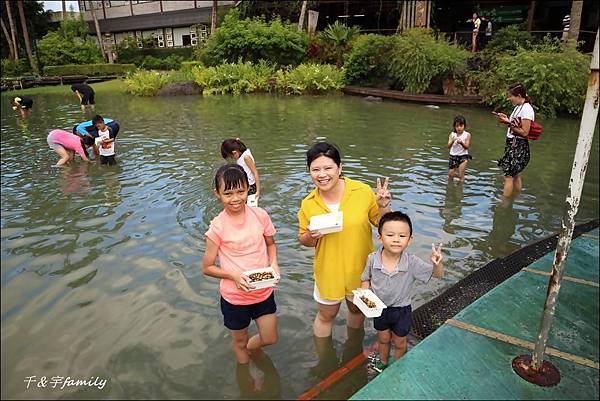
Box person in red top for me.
[202,164,280,365]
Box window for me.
[182,34,191,46]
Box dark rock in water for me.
[364,96,383,102]
[157,81,202,96]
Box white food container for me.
[247,194,258,207]
[352,288,387,318]
[243,267,279,290]
[308,211,343,234]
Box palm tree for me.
[568,0,583,41]
[1,18,15,59]
[88,1,107,60]
[5,0,19,60]
[16,0,38,73]
[211,0,217,35]
[298,0,307,32]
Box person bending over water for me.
[47,129,93,167]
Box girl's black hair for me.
[220,138,248,159]
[508,83,532,103]
[453,115,467,130]
[306,142,342,168]
[82,135,95,147]
[214,164,249,192]
[378,211,413,236]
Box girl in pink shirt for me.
[202,164,280,364]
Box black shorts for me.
[100,155,117,165]
[373,305,412,337]
[449,154,472,169]
[81,92,95,105]
[220,292,276,330]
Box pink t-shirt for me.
[205,206,276,305]
[48,129,86,157]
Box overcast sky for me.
[40,1,80,12]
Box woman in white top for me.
[447,115,472,182]
[221,138,260,199]
[494,83,535,198]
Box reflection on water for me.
[1,90,598,399]
[236,353,282,400]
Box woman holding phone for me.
[493,83,535,198]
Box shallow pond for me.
[1,89,598,399]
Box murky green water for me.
[1,89,598,400]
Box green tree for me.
[37,14,103,67]
[0,0,52,60]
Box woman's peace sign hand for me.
[376,177,391,209]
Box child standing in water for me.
[221,139,261,200]
[92,115,117,165]
[447,115,472,182]
[202,164,279,364]
[360,211,444,372]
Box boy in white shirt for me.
[92,115,117,165]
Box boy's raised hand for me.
[376,177,391,209]
[431,243,443,266]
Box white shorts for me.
[313,284,354,305]
[47,135,64,152]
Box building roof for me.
[92,7,214,33]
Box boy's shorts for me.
[100,155,117,165]
[220,292,276,330]
[373,305,412,337]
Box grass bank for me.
[3,79,126,97]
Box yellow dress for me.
[298,177,380,300]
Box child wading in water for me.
[447,115,472,182]
[361,211,444,372]
[202,164,279,364]
[92,115,117,165]
[221,139,261,200]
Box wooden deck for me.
[343,85,482,105]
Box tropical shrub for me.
[275,64,344,94]
[43,64,136,76]
[200,10,308,66]
[343,34,398,87]
[314,21,361,67]
[192,60,275,95]
[389,29,469,93]
[1,58,30,77]
[345,29,468,93]
[180,61,203,72]
[485,25,535,54]
[124,70,170,96]
[480,41,590,118]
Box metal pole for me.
[512,30,599,387]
